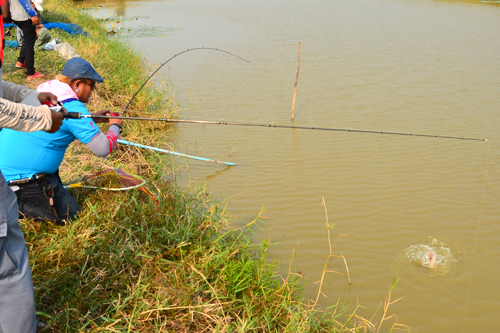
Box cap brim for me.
[93,74,104,83]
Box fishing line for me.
[123,48,249,115]
[461,139,491,332]
[66,113,488,142]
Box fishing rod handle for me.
[64,112,81,119]
[48,104,81,119]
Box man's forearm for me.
[2,81,39,103]
[0,99,52,132]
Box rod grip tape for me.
[65,112,81,119]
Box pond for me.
[86,0,500,330]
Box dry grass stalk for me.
[322,196,333,254]
[341,254,352,284]
[376,277,409,333]
[188,263,227,321]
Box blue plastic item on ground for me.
[3,22,89,36]
[41,22,89,36]
[5,40,19,48]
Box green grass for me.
[2,1,406,332]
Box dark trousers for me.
[12,19,37,76]
[13,171,80,225]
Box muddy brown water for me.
[86,0,500,331]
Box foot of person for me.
[15,61,26,68]
[27,71,45,79]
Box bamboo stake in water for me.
[291,41,301,120]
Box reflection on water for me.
[204,165,233,182]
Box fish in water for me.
[422,250,445,268]
[423,251,436,268]
[403,240,456,275]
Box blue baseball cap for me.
[61,57,104,83]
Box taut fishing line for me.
[461,139,491,332]
[123,48,249,115]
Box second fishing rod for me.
[59,110,488,142]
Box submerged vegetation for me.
[3,0,406,331]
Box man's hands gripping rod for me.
[48,102,123,127]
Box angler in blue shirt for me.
[0,58,123,225]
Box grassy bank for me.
[3,2,405,332]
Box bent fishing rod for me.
[61,112,488,142]
[123,48,249,115]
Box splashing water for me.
[403,238,458,276]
